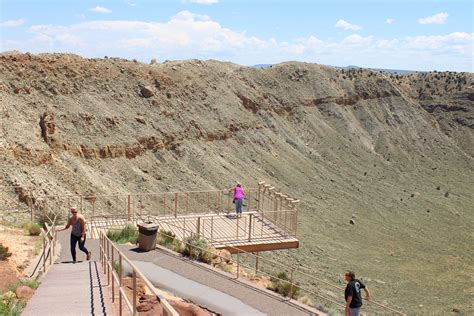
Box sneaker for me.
[87,251,91,261]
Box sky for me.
[0,0,472,71]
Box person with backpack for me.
[344,271,370,316]
[56,206,91,262]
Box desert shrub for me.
[216,262,232,273]
[8,278,40,291]
[107,225,138,244]
[181,234,212,264]
[25,223,41,236]
[0,243,12,261]
[37,210,64,227]
[0,292,25,316]
[268,271,300,299]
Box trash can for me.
[137,223,158,251]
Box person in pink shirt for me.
[233,183,245,217]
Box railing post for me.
[255,252,259,273]
[174,193,178,218]
[163,194,166,215]
[248,213,253,241]
[210,216,214,243]
[197,216,201,235]
[132,270,137,315]
[236,252,240,278]
[119,255,123,316]
[107,239,110,286]
[42,234,46,272]
[127,195,131,222]
[289,268,295,298]
[236,216,240,240]
[111,248,115,302]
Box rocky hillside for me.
[0,53,473,313]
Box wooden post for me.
[247,189,252,212]
[174,193,178,218]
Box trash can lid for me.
[137,223,158,230]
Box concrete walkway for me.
[22,231,110,316]
[22,261,109,316]
[118,244,323,316]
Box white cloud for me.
[89,6,112,14]
[418,12,449,25]
[0,19,25,27]
[385,18,395,24]
[335,19,362,31]
[2,12,471,71]
[181,0,219,4]
[342,34,373,46]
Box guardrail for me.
[153,222,405,315]
[29,215,58,277]
[99,232,179,316]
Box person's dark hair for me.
[346,271,355,280]
[237,183,241,187]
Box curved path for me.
[117,244,324,316]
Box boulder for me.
[140,86,155,98]
[170,301,213,316]
[15,285,34,301]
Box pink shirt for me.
[234,186,244,199]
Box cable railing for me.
[152,221,405,315]
[99,232,179,316]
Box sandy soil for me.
[0,225,39,290]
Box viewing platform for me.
[85,182,300,253]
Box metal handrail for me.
[154,223,405,315]
[99,232,179,316]
[29,214,58,277]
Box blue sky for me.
[1,0,472,71]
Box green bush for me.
[0,292,25,316]
[0,244,12,261]
[181,234,212,264]
[8,278,40,291]
[107,225,138,244]
[268,271,300,299]
[25,223,41,236]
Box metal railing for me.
[153,223,405,315]
[99,232,179,316]
[29,215,58,277]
